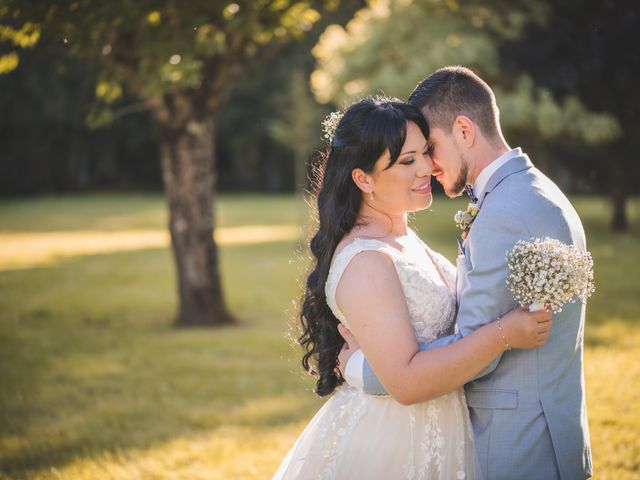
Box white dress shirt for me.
[343,147,523,391]
[472,147,522,200]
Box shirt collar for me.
[472,147,522,199]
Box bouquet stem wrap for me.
[529,301,547,312]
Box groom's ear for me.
[351,168,373,194]
[453,115,476,148]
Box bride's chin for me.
[407,200,431,213]
[409,197,432,213]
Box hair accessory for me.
[322,110,344,144]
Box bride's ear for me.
[351,168,374,195]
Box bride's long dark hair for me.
[299,97,430,396]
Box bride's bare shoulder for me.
[334,245,401,313]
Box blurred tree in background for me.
[311,0,637,230]
[0,50,161,192]
[215,32,336,194]
[497,0,639,231]
[0,0,361,326]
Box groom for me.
[338,66,592,480]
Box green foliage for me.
[0,18,39,73]
[0,0,351,166]
[2,1,336,98]
[0,193,639,478]
[0,48,162,194]
[310,0,623,146]
[311,1,497,104]
[495,76,622,146]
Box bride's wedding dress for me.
[275,233,479,479]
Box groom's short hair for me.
[408,66,501,140]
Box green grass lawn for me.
[0,193,639,479]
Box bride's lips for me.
[412,181,432,195]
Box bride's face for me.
[369,121,433,215]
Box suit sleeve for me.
[362,341,452,394]
[454,206,530,378]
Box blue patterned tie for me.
[464,185,478,203]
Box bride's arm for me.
[336,250,551,405]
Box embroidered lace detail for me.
[453,391,467,479]
[318,387,369,479]
[404,405,418,480]
[325,237,457,342]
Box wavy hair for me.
[299,97,430,396]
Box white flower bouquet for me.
[506,237,595,313]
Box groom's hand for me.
[337,323,359,378]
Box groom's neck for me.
[467,136,510,184]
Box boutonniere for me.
[454,202,480,240]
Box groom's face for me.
[428,126,469,198]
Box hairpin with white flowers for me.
[322,110,344,144]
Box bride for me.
[274,97,552,479]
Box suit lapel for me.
[477,154,534,208]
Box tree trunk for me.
[155,91,233,327]
[610,148,628,232]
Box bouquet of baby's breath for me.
[506,237,595,313]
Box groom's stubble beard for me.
[445,154,469,198]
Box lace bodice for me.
[324,232,457,343]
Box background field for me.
[1,194,638,479]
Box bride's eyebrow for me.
[399,141,429,157]
[399,150,416,157]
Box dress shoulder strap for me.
[324,238,400,328]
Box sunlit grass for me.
[0,225,299,270]
[0,194,638,479]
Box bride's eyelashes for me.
[400,148,432,165]
[400,148,431,166]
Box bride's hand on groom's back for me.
[501,307,553,350]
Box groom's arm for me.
[452,207,529,378]
[351,207,528,395]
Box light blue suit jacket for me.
[362,154,592,480]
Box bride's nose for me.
[417,155,432,177]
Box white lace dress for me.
[274,235,478,480]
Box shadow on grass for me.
[0,242,317,477]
